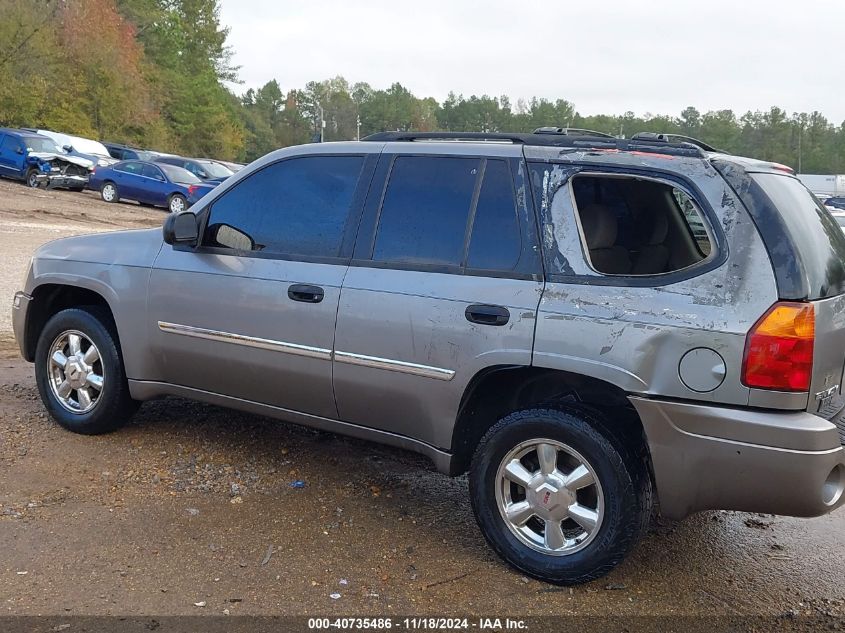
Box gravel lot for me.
[0,179,843,627]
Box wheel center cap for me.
[528,476,573,519]
[66,358,88,389]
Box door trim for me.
[157,321,332,361]
[334,350,455,381]
[157,321,456,379]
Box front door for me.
[147,151,375,419]
[333,149,544,449]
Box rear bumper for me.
[630,396,845,519]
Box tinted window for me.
[466,159,521,271]
[204,155,363,258]
[0,135,19,152]
[752,174,845,299]
[160,163,200,184]
[141,164,164,180]
[117,161,142,174]
[373,156,479,266]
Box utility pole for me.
[797,124,803,174]
[356,115,361,141]
[317,104,326,143]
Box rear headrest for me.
[647,211,669,245]
[580,204,618,249]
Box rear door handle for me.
[465,304,510,326]
[288,284,324,304]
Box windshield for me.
[24,137,63,153]
[752,173,845,299]
[198,161,233,178]
[159,163,201,184]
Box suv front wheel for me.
[34,307,139,434]
[469,407,652,584]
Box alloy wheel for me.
[495,438,604,556]
[47,330,105,414]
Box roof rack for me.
[362,131,529,144]
[533,127,615,138]
[361,130,709,158]
[629,132,722,153]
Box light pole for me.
[317,104,325,143]
[357,115,361,141]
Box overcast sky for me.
[219,0,845,122]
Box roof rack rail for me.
[360,130,709,158]
[533,127,615,138]
[362,131,527,144]
[629,132,722,153]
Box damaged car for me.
[0,128,93,190]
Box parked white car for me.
[33,130,117,168]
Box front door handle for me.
[288,284,324,304]
[465,304,510,326]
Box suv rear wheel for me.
[34,308,139,434]
[469,407,651,584]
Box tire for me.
[26,168,40,188]
[34,307,139,435]
[168,193,187,214]
[101,181,118,203]
[469,406,652,585]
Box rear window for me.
[752,174,845,299]
[160,163,201,184]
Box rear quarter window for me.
[752,173,845,300]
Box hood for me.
[33,228,164,269]
[28,152,94,170]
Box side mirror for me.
[16,147,24,155]
[63,144,73,152]
[163,212,199,246]
[198,171,208,179]
[207,223,255,251]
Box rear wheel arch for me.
[23,284,119,362]
[450,366,649,476]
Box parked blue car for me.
[0,127,93,190]
[90,160,217,213]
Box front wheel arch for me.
[23,283,119,362]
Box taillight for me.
[742,302,815,392]
[187,185,197,196]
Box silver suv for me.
[12,129,845,584]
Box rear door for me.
[333,145,543,450]
[148,149,377,418]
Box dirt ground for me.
[0,180,843,626]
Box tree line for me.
[2,0,844,174]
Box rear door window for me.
[118,161,142,175]
[466,159,522,271]
[141,164,164,180]
[373,156,479,266]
